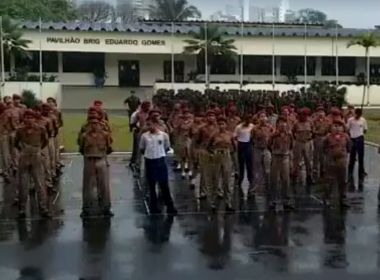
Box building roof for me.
[20,20,377,38]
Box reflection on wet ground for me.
[0,146,379,279]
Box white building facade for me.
[4,21,379,87]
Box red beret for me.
[12,94,21,100]
[149,109,161,116]
[93,100,103,105]
[316,106,324,112]
[333,119,345,126]
[217,116,227,122]
[299,107,311,116]
[330,107,341,116]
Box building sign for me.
[46,37,166,46]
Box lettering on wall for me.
[46,37,166,46]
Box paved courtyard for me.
[0,147,379,279]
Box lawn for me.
[364,109,380,145]
[60,109,380,153]
[62,113,132,152]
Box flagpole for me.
[304,23,307,88]
[204,21,208,89]
[272,23,275,90]
[239,20,244,92]
[0,16,5,98]
[39,17,43,99]
[335,23,339,86]
[171,21,175,90]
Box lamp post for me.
[0,16,5,98]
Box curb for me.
[365,141,379,148]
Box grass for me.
[364,109,380,145]
[60,109,380,152]
[62,113,132,152]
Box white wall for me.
[154,82,380,106]
[3,82,62,107]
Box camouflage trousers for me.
[211,150,233,208]
[199,149,221,199]
[48,138,57,178]
[9,132,19,172]
[82,157,111,211]
[18,150,48,212]
[252,147,271,193]
[42,146,53,190]
[324,157,347,201]
[293,140,314,186]
[270,154,291,203]
[0,134,11,179]
[313,136,326,180]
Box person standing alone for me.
[347,108,367,191]
[140,119,177,215]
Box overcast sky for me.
[189,0,380,28]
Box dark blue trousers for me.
[145,157,175,212]
[348,136,365,182]
[237,142,254,186]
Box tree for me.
[348,32,380,107]
[116,0,137,23]
[324,19,342,29]
[183,25,237,87]
[0,0,76,22]
[78,0,115,23]
[296,9,327,24]
[150,0,201,21]
[1,16,31,58]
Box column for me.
[315,56,322,80]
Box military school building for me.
[2,20,380,108]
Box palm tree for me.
[347,32,380,107]
[150,0,201,21]
[1,16,31,57]
[183,24,237,87]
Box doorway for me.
[119,60,140,87]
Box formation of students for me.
[130,100,374,213]
[0,95,63,218]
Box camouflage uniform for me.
[323,123,351,206]
[312,113,329,181]
[0,106,12,181]
[269,125,293,208]
[15,110,50,218]
[79,118,113,216]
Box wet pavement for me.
[0,147,380,279]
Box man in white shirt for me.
[347,108,367,191]
[233,115,255,194]
[140,119,177,215]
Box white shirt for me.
[234,123,254,143]
[139,130,170,159]
[130,110,139,126]
[347,116,368,138]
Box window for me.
[2,52,10,72]
[15,51,40,72]
[163,60,184,82]
[280,56,316,76]
[371,64,380,77]
[14,51,59,72]
[322,57,356,76]
[42,52,59,72]
[197,55,236,75]
[242,56,274,75]
[62,52,105,73]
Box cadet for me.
[78,108,114,217]
[269,117,294,210]
[292,108,314,189]
[208,117,235,212]
[312,106,329,181]
[323,120,351,208]
[175,110,193,179]
[15,110,50,218]
[251,111,273,195]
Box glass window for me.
[322,57,356,76]
[281,56,316,76]
[15,51,39,72]
[42,52,59,72]
[163,60,185,82]
[197,55,236,75]
[14,51,59,73]
[242,55,274,75]
[371,64,380,77]
[62,52,105,73]
[2,52,10,72]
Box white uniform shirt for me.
[139,130,170,159]
[234,123,254,143]
[347,116,368,138]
